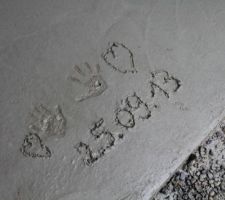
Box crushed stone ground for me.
[153,121,225,200]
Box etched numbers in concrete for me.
[90,118,106,139]
[75,142,95,166]
[125,92,152,120]
[149,70,181,99]
[75,92,156,166]
[115,92,152,129]
[75,118,115,166]
[115,108,135,129]
[74,76,182,166]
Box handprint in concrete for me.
[70,63,107,102]
[28,104,66,139]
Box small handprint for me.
[102,42,137,74]
[28,104,66,139]
[70,63,108,102]
[20,133,51,158]
[149,70,181,98]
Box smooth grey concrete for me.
[1,0,225,200]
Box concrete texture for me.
[1,0,225,200]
